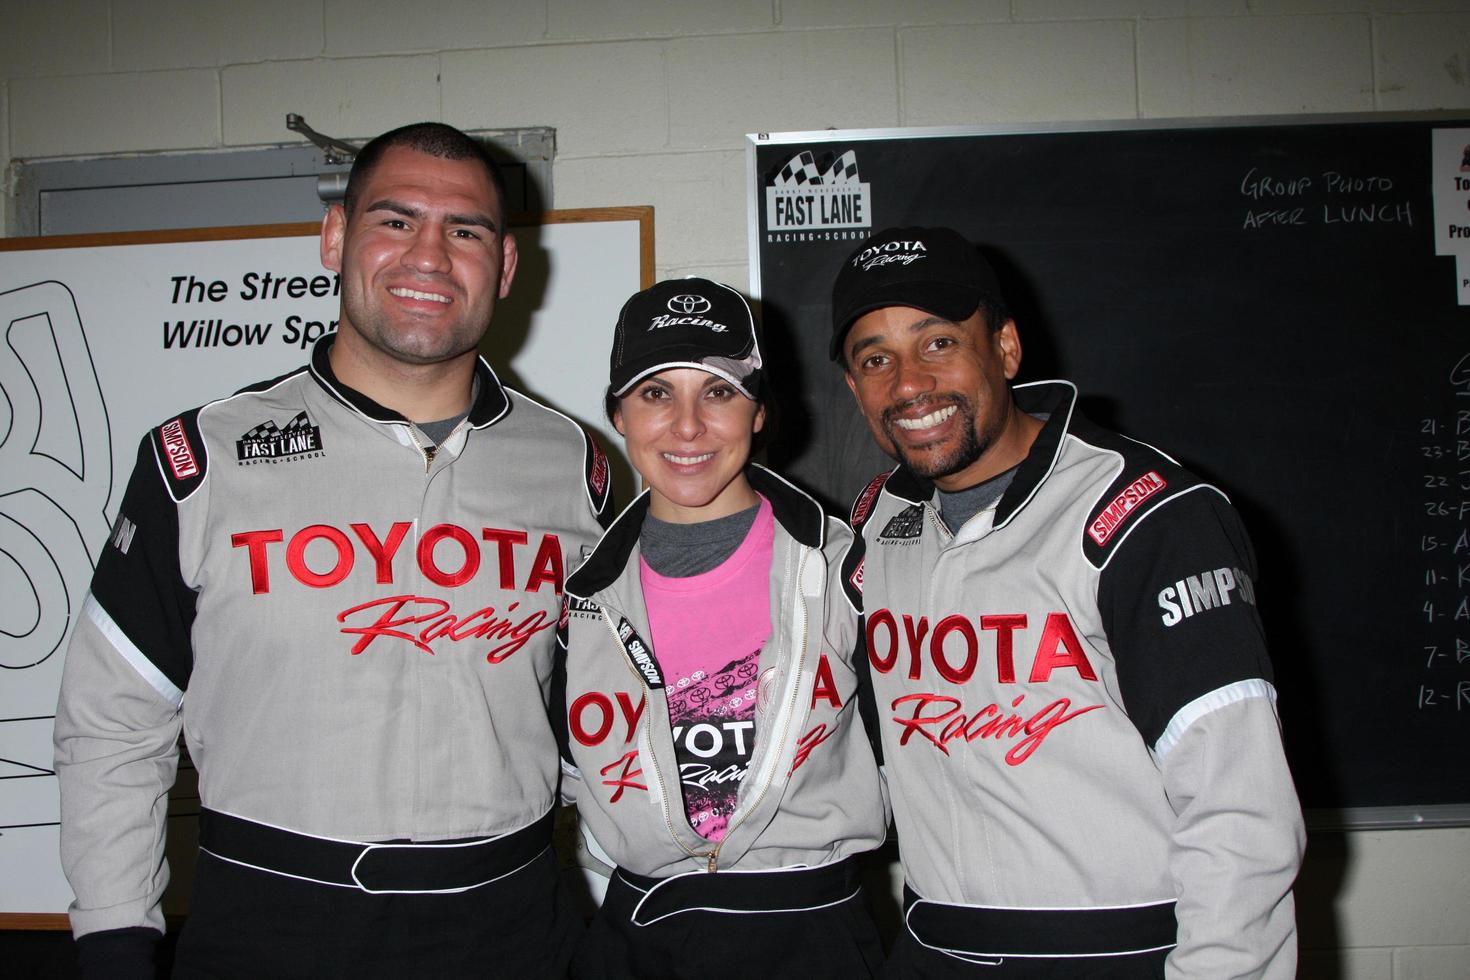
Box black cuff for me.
[75,926,159,980]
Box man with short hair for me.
[55,122,612,978]
[833,226,1303,977]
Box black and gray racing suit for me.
[843,380,1303,978]
[54,335,612,977]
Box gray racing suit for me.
[842,380,1303,978]
[54,334,612,943]
[556,465,887,878]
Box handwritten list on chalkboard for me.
[1232,132,1470,729]
[1416,361,1470,716]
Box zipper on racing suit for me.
[406,426,438,473]
[925,504,954,613]
[709,546,809,871]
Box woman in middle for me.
[556,278,889,979]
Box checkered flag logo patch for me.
[240,419,282,441]
[776,151,825,187]
[236,411,323,464]
[822,150,860,185]
[239,412,311,442]
[765,147,872,237]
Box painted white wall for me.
[3,1,1467,974]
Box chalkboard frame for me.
[745,113,1470,831]
[745,110,1470,299]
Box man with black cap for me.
[831,227,1303,977]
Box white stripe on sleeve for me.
[83,593,185,708]
[1154,678,1275,760]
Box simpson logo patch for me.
[160,418,199,479]
[616,618,664,689]
[849,557,864,595]
[236,411,324,465]
[1158,565,1257,627]
[851,472,887,527]
[878,505,924,542]
[1088,471,1167,546]
[589,439,609,497]
[109,513,138,555]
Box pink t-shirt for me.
[639,497,775,841]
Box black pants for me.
[173,846,583,979]
[570,864,885,980]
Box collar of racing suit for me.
[566,463,825,598]
[306,332,512,430]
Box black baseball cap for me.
[609,278,763,399]
[829,226,1006,360]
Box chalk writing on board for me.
[1451,352,1470,396]
[1416,356,1470,716]
[1238,167,1412,230]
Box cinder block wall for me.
[3,1,1468,976]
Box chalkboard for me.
[746,115,1470,824]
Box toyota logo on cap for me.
[667,294,712,315]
